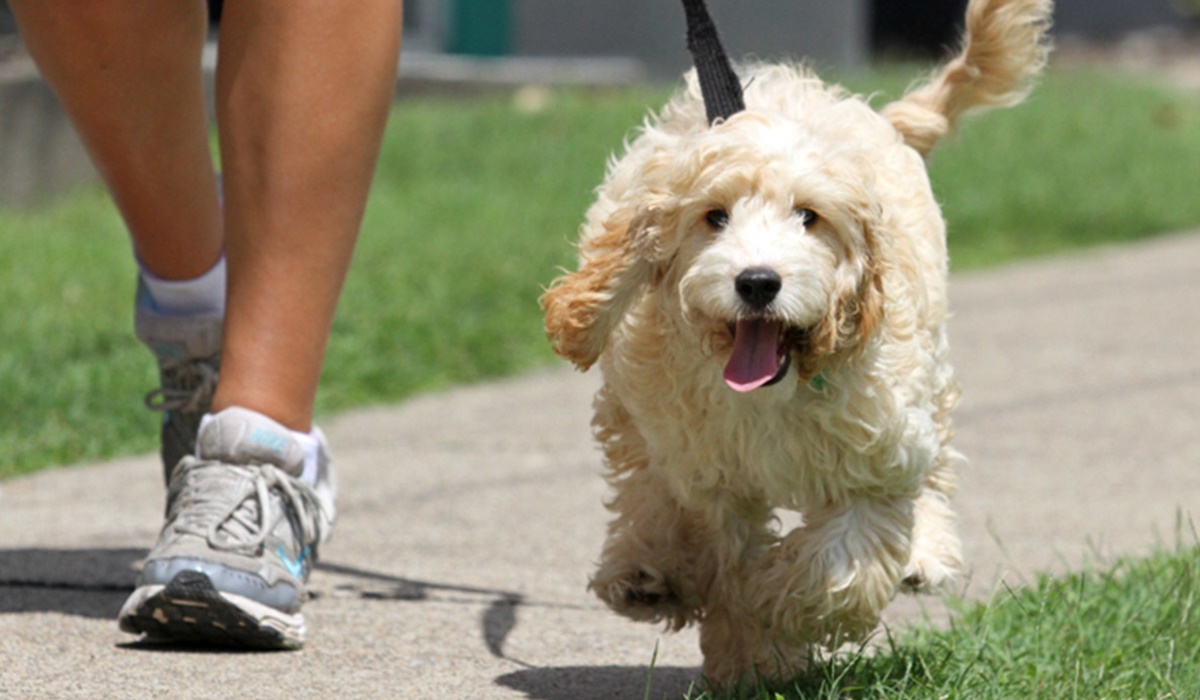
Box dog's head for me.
[545,0,1048,393]
[544,68,930,391]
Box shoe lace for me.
[144,355,220,413]
[170,462,323,556]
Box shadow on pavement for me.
[117,639,294,654]
[0,547,142,618]
[495,665,701,700]
[317,560,529,660]
[0,548,607,676]
[0,548,530,658]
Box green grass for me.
[4,67,1200,476]
[319,88,660,410]
[677,542,1200,699]
[927,70,1200,268]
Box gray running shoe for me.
[118,407,337,649]
[135,283,223,484]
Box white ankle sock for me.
[138,255,226,316]
[196,412,322,486]
[291,430,322,486]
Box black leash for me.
[681,0,745,124]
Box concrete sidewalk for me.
[1,232,1198,699]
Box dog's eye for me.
[794,208,818,226]
[705,209,730,229]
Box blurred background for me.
[4,0,1200,205]
[3,0,1200,475]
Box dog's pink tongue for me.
[724,319,783,392]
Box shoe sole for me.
[118,570,306,650]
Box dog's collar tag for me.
[808,372,829,393]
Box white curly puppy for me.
[543,0,1051,686]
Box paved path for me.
[2,232,1198,699]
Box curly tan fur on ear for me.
[850,254,886,349]
[541,214,659,370]
[852,222,887,347]
[793,249,885,381]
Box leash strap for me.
[682,0,745,124]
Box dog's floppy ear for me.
[802,207,886,372]
[541,210,660,370]
[849,236,885,348]
[881,0,1051,156]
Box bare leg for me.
[11,1,404,648]
[211,0,403,430]
[15,0,401,431]
[8,0,223,279]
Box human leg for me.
[7,0,223,278]
[10,0,227,478]
[210,0,404,431]
[15,0,403,647]
[120,0,404,647]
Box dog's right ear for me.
[541,211,660,370]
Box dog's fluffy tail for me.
[882,0,1052,156]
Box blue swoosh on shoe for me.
[278,545,311,580]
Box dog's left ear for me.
[810,210,886,361]
[849,237,885,347]
[541,210,661,370]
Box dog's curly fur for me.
[542,0,1051,686]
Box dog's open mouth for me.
[723,320,803,392]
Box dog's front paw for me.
[900,544,961,593]
[902,494,963,593]
[589,564,694,629]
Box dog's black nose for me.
[735,267,782,309]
